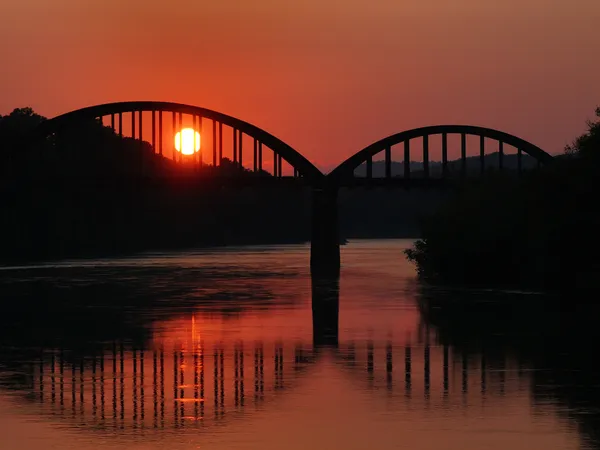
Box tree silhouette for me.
[406,106,600,291]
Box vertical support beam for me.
[517,148,523,174]
[442,132,448,177]
[461,133,467,178]
[198,116,203,167]
[158,111,163,156]
[480,135,485,174]
[212,120,217,166]
[366,155,373,179]
[423,135,429,179]
[139,110,143,140]
[118,112,123,137]
[178,112,183,163]
[253,139,257,172]
[138,111,144,174]
[233,129,238,164]
[151,111,156,154]
[139,110,143,149]
[258,142,263,172]
[238,130,243,169]
[498,140,504,170]
[172,112,177,162]
[218,122,223,165]
[131,111,136,140]
[403,140,410,179]
[385,146,391,179]
[192,115,197,166]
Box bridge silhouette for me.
[29,101,555,276]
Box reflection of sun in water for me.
[174,128,201,155]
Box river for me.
[0,239,596,450]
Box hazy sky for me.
[0,0,598,169]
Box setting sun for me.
[174,128,201,155]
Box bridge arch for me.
[327,125,554,184]
[32,101,324,182]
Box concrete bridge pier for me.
[310,187,341,278]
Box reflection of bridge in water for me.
[0,272,553,441]
[25,334,527,435]
[4,276,534,436]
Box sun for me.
[174,128,201,155]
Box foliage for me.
[405,106,600,291]
[0,107,311,264]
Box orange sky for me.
[0,0,598,170]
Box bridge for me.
[26,101,555,276]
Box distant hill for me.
[354,152,539,178]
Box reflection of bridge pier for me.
[311,275,340,348]
[310,187,341,278]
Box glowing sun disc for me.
[174,128,201,155]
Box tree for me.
[565,106,600,158]
[405,105,600,291]
[0,107,47,166]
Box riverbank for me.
[405,107,600,293]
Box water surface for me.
[0,240,596,449]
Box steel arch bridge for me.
[32,101,324,184]
[31,102,554,187]
[328,125,555,188]
[26,101,556,276]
